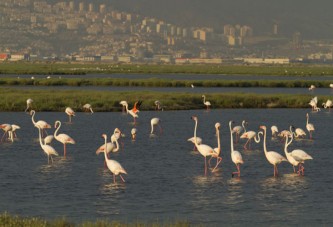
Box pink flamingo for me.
[65,107,75,123]
[54,120,75,157]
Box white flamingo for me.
[154,100,163,111]
[83,103,94,113]
[291,126,307,138]
[259,125,287,177]
[0,124,12,142]
[308,84,316,91]
[30,110,51,137]
[306,113,315,139]
[191,116,214,175]
[229,121,244,177]
[232,120,246,143]
[209,122,222,172]
[150,117,162,135]
[8,124,20,141]
[202,95,211,110]
[38,127,58,164]
[322,99,333,111]
[309,96,320,112]
[119,100,128,113]
[188,136,202,151]
[271,125,279,138]
[330,84,333,89]
[131,128,137,140]
[43,135,54,145]
[65,107,75,123]
[99,134,127,183]
[25,98,33,112]
[54,120,76,157]
[240,125,261,150]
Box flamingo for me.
[154,100,163,111]
[131,128,137,140]
[306,113,315,139]
[202,95,211,110]
[150,117,162,135]
[283,133,300,173]
[119,100,128,113]
[8,124,20,140]
[271,125,279,138]
[308,84,316,91]
[191,84,195,88]
[44,135,54,145]
[209,122,222,172]
[232,120,246,143]
[330,83,333,89]
[96,133,120,155]
[283,133,312,175]
[187,136,202,151]
[99,134,127,183]
[259,125,287,177]
[124,101,142,124]
[54,121,76,157]
[291,126,307,139]
[37,127,58,164]
[0,124,12,142]
[277,126,293,140]
[83,103,94,113]
[240,125,261,150]
[309,96,320,112]
[229,121,244,177]
[30,110,51,137]
[322,99,333,111]
[191,116,214,175]
[110,128,123,150]
[65,107,75,123]
[25,98,33,112]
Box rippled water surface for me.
[0,109,332,225]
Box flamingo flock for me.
[0,95,324,184]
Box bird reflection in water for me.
[224,178,245,206]
[96,183,126,216]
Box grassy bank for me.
[0,212,191,227]
[1,62,333,76]
[0,88,328,111]
[0,77,331,88]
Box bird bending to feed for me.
[259,125,287,177]
[271,125,279,138]
[154,100,163,111]
[308,84,316,91]
[202,95,211,110]
[30,110,51,137]
[65,107,75,123]
[232,120,246,143]
[38,127,58,164]
[0,124,13,142]
[54,120,75,157]
[306,113,315,139]
[322,99,333,111]
[131,128,137,140]
[240,124,261,150]
[25,98,33,112]
[99,134,127,183]
[124,101,142,124]
[119,100,128,113]
[7,124,21,141]
[291,126,306,139]
[83,103,94,113]
[150,117,162,135]
[229,121,244,178]
[209,122,222,172]
[191,116,214,176]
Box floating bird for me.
[322,99,333,111]
[191,116,214,175]
[119,100,128,113]
[65,107,75,123]
[46,75,51,79]
[99,134,127,183]
[30,110,51,137]
[38,127,58,164]
[83,103,94,113]
[150,117,162,135]
[259,125,287,177]
[25,98,33,112]
[306,113,315,139]
[209,122,222,172]
[232,120,246,143]
[202,95,211,110]
[54,120,75,157]
[229,121,244,178]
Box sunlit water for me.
[0,109,332,225]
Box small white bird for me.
[308,84,316,91]
[202,95,211,110]
[191,84,195,88]
[329,83,333,89]
[65,107,75,123]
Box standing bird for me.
[54,121,76,157]
[43,135,54,145]
[8,124,20,140]
[322,99,333,111]
[240,126,261,150]
[0,124,12,142]
[271,125,279,138]
[291,126,306,139]
[25,98,33,112]
[131,128,137,140]
[283,133,300,173]
[309,96,320,112]
[154,100,163,111]
[65,107,75,123]
[202,95,211,110]
[99,134,127,183]
[232,120,246,143]
[96,132,120,156]
[229,121,244,178]
[119,100,128,113]
[330,84,333,89]
[191,116,214,176]
[259,125,287,177]
[124,101,142,125]
[308,84,316,91]
[38,127,58,164]
[306,113,315,139]
[209,122,223,172]
[150,117,162,135]
[30,110,51,137]
[83,103,94,114]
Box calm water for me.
[3,73,333,81]
[0,109,332,225]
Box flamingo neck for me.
[150,123,154,134]
[262,128,268,154]
[31,111,36,125]
[104,136,108,161]
[54,121,61,138]
[113,138,120,152]
[242,121,247,133]
[202,96,206,103]
[254,132,261,143]
[284,134,293,155]
[229,123,234,152]
[38,127,43,147]
[216,128,221,151]
[193,119,199,146]
[306,115,309,125]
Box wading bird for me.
[202,95,211,110]
[229,121,244,178]
[150,117,162,135]
[54,120,75,157]
[83,103,94,113]
[25,98,33,112]
[306,113,315,139]
[65,107,75,123]
[30,110,51,137]
[209,122,222,172]
[38,127,58,164]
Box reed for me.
[0,88,329,112]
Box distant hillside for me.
[108,0,333,39]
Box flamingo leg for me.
[293,165,296,173]
[158,124,163,134]
[1,132,7,142]
[232,164,240,177]
[119,174,126,182]
[63,144,67,157]
[243,139,250,150]
[212,157,222,172]
[208,156,214,167]
[204,156,207,176]
[113,174,116,183]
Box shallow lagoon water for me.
[0,109,332,225]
